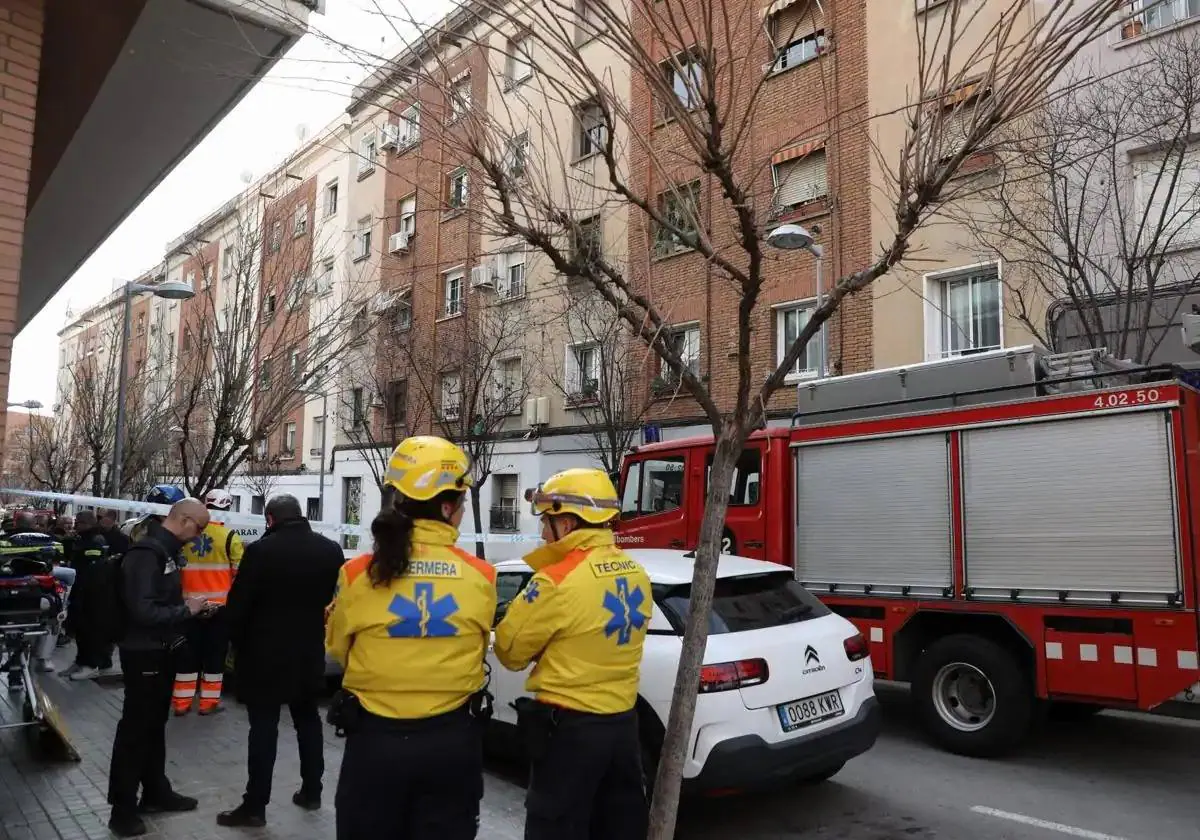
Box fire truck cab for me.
[616,346,1200,756]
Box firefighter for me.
[493,468,651,840]
[325,436,497,840]
[172,488,244,716]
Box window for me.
[1135,0,1200,34]
[354,216,372,260]
[397,195,416,238]
[450,78,471,122]
[358,132,377,175]
[498,250,526,299]
[315,257,334,294]
[284,422,297,455]
[491,474,520,531]
[655,182,700,255]
[135,313,145,336]
[704,449,762,506]
[447,168,469,209]
[293,202,309,236]
[221,247,235,278]
[772,149,828,211]
[776,302,819,379]
[186,270,196,289]
[251,494,265,515]
[289,348,302,377]
[350,387,365,427]
[269,221,282,253]
[441,371,462,420]
[288,273,305,310]
[443,269,464,316]
[660,324,700,382]
[306,497,321,520]
[399,104,420,146]
[311,417,325,454]
[504,132,529,178]
[506,36,533,86]
[575,100,608,159]
[927,263,1002,359]
[202,266,213,289]
[387,379,407,432]
[259,357,272,390]
[265,293,277,317]
[495,570,534,619]
[620,457,685,517]
[567,342,600,399]
[657,572,829,635]
[324,180,339,217]
[1134,147,1200,245]
[662,51,702,110]
[231,496,242,513]
[575,0,604,44]
[572,215,603,266]
[494,357,523,411]
[769,2,826,73]
[392,292,412,332]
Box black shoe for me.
[139,791,198,813]
[217,805,266,828]
[292,790,321,811]
[108,812,148,837]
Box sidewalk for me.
[0,649,526,840]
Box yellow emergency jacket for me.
[325,519,497,720]
[494,528,650,715]
[179,521,244,605]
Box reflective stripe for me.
[174,673,199,681]
[199,689,222,699]
[172,689,196,699]
[201,674,224,683]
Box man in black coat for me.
[217,494,342,828]
[65,510,115,679]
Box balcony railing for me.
[490,507,519,532]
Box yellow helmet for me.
[384,436,473,502]
[526,468,620,525]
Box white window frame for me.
[774,300,819,381]
[441,371,462,420]
[269,221,282,253]
[566,341,601,397]
[358,132,377,175]
[663,51,701,110]
[922,261,1005,361]
[397,194,417,238]
[660,323,700,380]
[451,78,471,122]
[392,291,412,332]
[576,100,607,160]
[293,202,309,236]
[288,273,305,310]
[221,247,235,278]
[443,267,464,317]
[324,179,339,217]
[399,104,421,146]
[506,36,533,86]
[504,132,529,178]
[354,216,372,260]
[284,421,297,455]
[498,249,526,300]
[448,168,469,209]
[314,256,334,295]
[771,149,828,211]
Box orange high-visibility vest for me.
[179,521,244,604]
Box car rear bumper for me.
[685,696,881,793]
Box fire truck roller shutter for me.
[960,410,1179,601]
[794,432,953,594]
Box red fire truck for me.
[615,346,1200,756]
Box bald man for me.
[108,498,212,838]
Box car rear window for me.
[654,571,830,635]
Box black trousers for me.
[524,708,647,840]
[74,629,113,669]
[244,697,324,811]
[178,609,229,676]
[335,705,483,840]
[107,648,174,813]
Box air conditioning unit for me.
[1184,312,1200,354]
[379,122,401,150]
[389,231,411,253]
[523,395,550,426]
[470,264,494,289]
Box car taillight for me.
[843,632,869,662]
[698,658,769,693]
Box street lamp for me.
[766,223,827,379]
[7,400,42,410]
[110,279,195,497]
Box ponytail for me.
[368,488,465,587]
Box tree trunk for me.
[470,483,485,559]
[646,423,745,839]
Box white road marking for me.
[970,806,1129,840]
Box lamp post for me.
[765,223,827,379]
[111,279,195,497]
[7,400,42,410]
[298,387,329,521]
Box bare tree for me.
[10,412,87,494]
[961,29,1200,363]
[238,451,288,500]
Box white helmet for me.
[205,489,233,511]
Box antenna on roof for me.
[240,170,253,185]
[296,123,309,145]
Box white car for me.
[486,549,881,794]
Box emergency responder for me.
[125,486,187,543]
[493,468,651,840]
[325,436,497,840]
[65,510,114,680]
[172,488,243,716]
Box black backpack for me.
[98,539,171,645]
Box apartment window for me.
[776,302,819,379]
[661,51,702,111]
[660,324,700,382]
[315,257,334,294]
[202,266,213,289]
[186,269,196,289]
[567,342,600,398]
[387,379,407,433]
[135,313,145,336]
[289,348,302,377]
[504,132,529,178]
[311,417,325,454]
[397,194,417,238]
[443,269,464,317]
[1135,146,1200,244]
[392,292,412,332]
[288,273,305,310]
[306,497,320,519]
[450,78,471,122]
[772,148,828,211]
[324,180,339,216]
[358,132,377,175]
[655,182,700,256]
[1134,0,1200,34]
[293,202,309,236]
[354,216,372,260]
[498,250,526,299]
[350,387,366,427]
[491,474,520,531]
[441,371,462,420]
[284,422,297,455]
[259,357,272,391]
[575,0,604,44]
[506,36,533,86]
[221,247,235,278]
[927,263,1002,359]
[399,104,420,146]
[494,357,523,412]
[251,493,265,514]
[572,215,603,266]
[265,293,277,317]
[575,100,608,159]
[269,221,282,253]
[447,168,469,209]
[770,2,826,72]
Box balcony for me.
[490,507,519,532]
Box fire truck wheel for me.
[913,634,1033,757]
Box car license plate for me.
[776,690,844,732]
